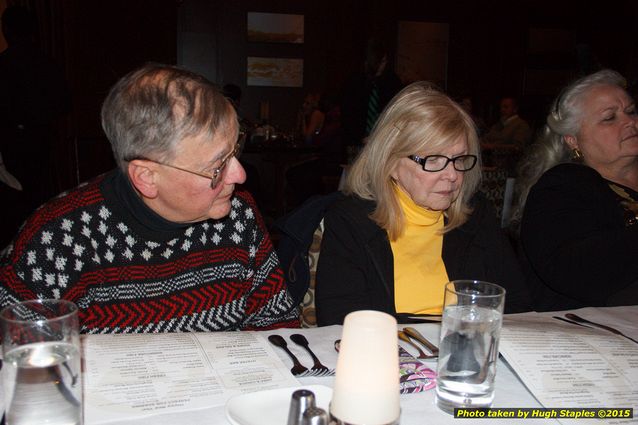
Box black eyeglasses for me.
[408,154,477,172]
[140,142,241,189]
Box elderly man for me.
[0,64,299,332]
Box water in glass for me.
[435,305,502,413]
[4,341,82,425]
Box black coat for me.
[520,163,638,311]
[316,193,531,325]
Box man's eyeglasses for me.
[408,154,477,172]
[142,142,241,189]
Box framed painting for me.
[247,57,303,88]
[247,12,304,44]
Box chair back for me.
[273,192,343,326]
[298,219,325,327]
[480,169,515,227]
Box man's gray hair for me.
[101,63,236,171]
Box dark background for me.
[1,0,637,193]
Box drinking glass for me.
[330,310,400,425]
[1,299,83,425]
[435,280,505,414]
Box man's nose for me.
[225,157,246,185]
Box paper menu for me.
[499,315,638,424]
[83,332,300,424]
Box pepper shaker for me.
[287,389,316,425]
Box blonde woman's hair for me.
[343,81,482,240]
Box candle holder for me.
[329,310,400,425]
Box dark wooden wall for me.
[2,0,637,190]
[64,1,177,185]
[179,0,638,134]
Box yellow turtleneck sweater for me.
[390,185,449,314]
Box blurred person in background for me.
[483,97,532,149]
[340,37,402,161]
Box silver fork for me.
[296,369,335,377]
[290,334,335,377]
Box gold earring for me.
[572,148,583,160]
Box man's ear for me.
[127,160,159,199]
[564,135,578,150]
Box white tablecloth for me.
[3,306,636,424]
[135,306,637,425]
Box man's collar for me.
[104,169,189,240]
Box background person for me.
[482,96,531,173]
[297,92,325,144]
[315,82,531,326]
[340,37,402,159]
[0,63,299,332]
[483,96,532,149]
[514,69,638,311]
[222,83,254,139]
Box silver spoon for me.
[268,334,309,376]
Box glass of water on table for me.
[1,299,82,425]
[435,280,505,414]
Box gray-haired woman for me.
[514,69,638,311]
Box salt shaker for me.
[287,389,316,425]
[301,406,329,425]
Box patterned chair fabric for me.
[299,219,324,328]
[479,169,515,227]
[480,169,508,218]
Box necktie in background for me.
[366,83,380,135]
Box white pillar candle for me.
[330,310,400,425]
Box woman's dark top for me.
[520,163,638,311]
[316,193,531,325]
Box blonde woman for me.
[315,82,530,325]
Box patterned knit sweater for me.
[0,171,299,333]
